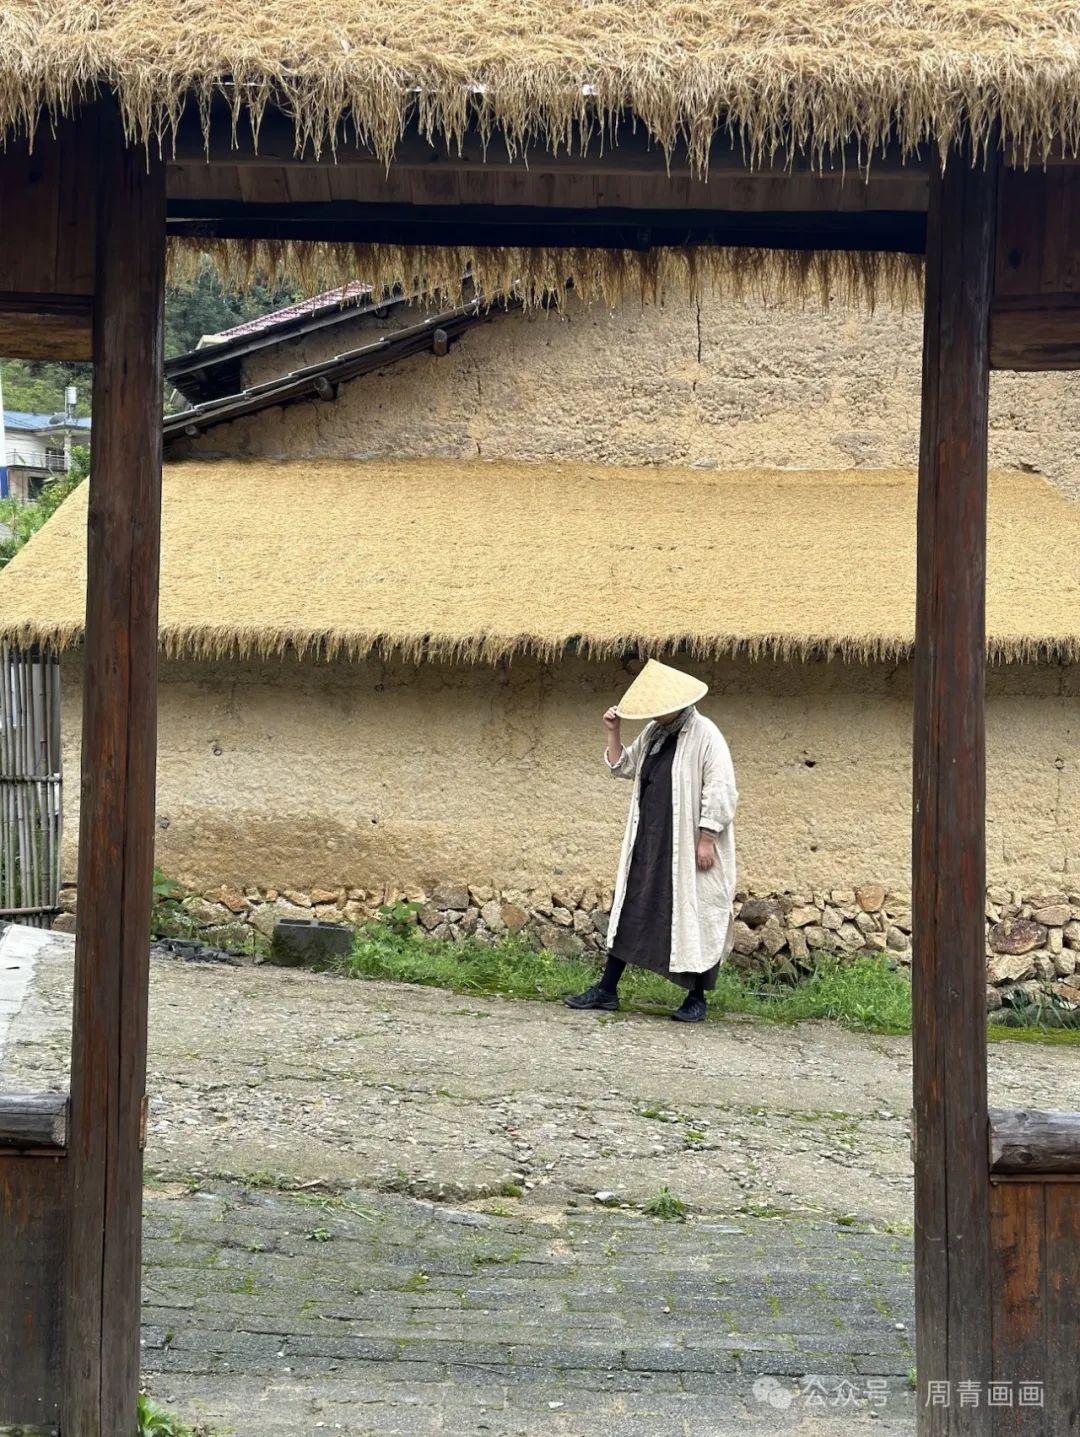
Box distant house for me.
[2,405,90,503]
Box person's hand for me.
[603,706,622,734]
[696,834,715,871]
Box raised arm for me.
[603,706,648,780]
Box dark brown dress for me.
[610,730,720,993]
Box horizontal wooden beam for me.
[989,1107,1080,1175]
[0,292,93,361]
[173,106,932,180]
[0,1092,68,1151]
[990,297,1080,369]
[169,160,928,215]
[168,201,926,254]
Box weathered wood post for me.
[61,100,166,1435]
[912,140,998,1436]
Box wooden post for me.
[61,101,166,1436]
[912,141,998,1435]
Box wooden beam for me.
[172,105,932,180]
[911,142,998,1437]
[990,1108,1080,1175]
[0,293,93,361]
[168,200,926,253]
[0,1092,67,1149]
[168,158,929,214]
[61,101,166,1437]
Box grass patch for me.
[331,914,915,1034]
[642,1186,688,1222]
[138,1392,221,1437]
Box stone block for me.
[989,918,1047,956]
[52,912,77,934]
[417,903,443,932]
[572,909,594,935]
[787,928,809,962]
[501,903,528,933]
[553,887,585,912]
[820,906,843,932]
[856,884,886,913]
[804,925,831,950]
[310,887,343,907]
[590,910,610,938]
[986,951,1035,984]
[730,920,758,955]
[551,907,574,928]
[480,901,506,935]
[283,890,312,908]
[185,898,230,927]
[1053,950,1077,977]
[1065,919,1080,951]
[759,917,787,956]
[886,927,910,953]
[433,884,470,912]
[1033,904,1071,929]
[787,905,819,928]
[739,897,783,928]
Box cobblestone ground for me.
[141,1182,917,1436]
[7,930,1076,1434]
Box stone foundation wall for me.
[56,879,1080,1000]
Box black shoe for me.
[565,984,619,1011]
[672,994,707,1023]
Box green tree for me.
[0,444,89,569]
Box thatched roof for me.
[1,460,1077,666]
[4,4,1080,168]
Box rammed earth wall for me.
[53,650,1080,998]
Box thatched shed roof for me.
[0,460,1077,666]
[3,4,1080,168]
[4,3,1080,171]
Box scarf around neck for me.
[645,705,695,757]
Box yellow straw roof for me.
[2,461,1078,666]
[4,3,1080,168]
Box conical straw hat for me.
[615,659,708,721]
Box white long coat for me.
[606,708,738,975]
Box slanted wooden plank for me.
[61,99,166,1437]
[0,1153,65,1427]
[990,1108,1080,1174]
[0,1091,67,1149]
[990,1181,1046,1437]
[911,141,998,1437]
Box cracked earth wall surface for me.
[58,651,1080,896]
[176,293,1080,501]
[6,939,1080,1228]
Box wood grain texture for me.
[0,1092,67,1149]
[911,141,998,1437]
[0,1154,65,1426]
[60,98,166,1437]
[990,1182,1045,1437]
[991,167,1080,369]
[0,122,95,299]
[1042,1185,1080,1433]
[990,1108,1080,1174]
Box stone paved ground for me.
[140,1182,916,1435]
[5,931,1078,1433]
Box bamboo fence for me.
[0,643,62,928]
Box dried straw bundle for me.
[167,239,924,310]
[3,2,1080,169]
[1,460,1077,668]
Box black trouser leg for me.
[599,956,627,996]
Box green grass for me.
[331,916,915,1034]
[643,1186,688,1222]
[330,910,1080,1044]
[138,1392,221,1437]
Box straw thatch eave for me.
[1,460,1078,669]
[4,3,1080,173]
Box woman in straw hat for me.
[566,659,737,1023]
